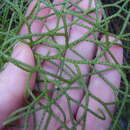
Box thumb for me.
[0,43,35,128]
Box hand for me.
[0,0,123,129]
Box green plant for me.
[0,0,130,129]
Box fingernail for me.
[3,62,9,70]
[13,43,19,50]
[0,62,9,72]
[12,43,22,58]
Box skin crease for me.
[0,0,123,130]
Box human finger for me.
[33,0,76,129]
[20,0,51,41]
[0,43,35,129]
[39,0,102,129]
[76,36,123,130]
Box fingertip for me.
[12,43,35,65]
[25,0,38,17]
